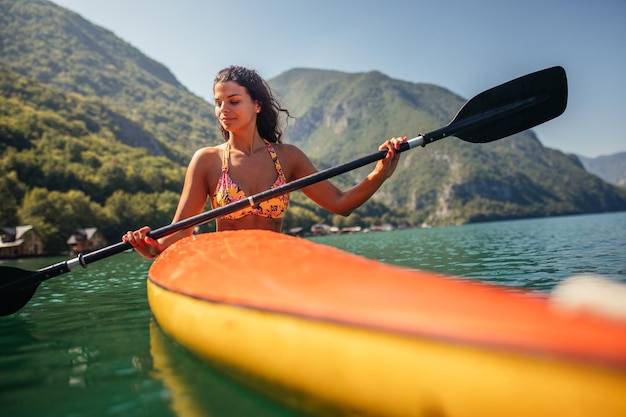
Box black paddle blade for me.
[444,66,568,144]
[0,266,40,316]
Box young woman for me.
[123,66,406,258]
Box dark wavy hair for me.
[213,66,291,143]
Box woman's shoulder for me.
[186,144,225,173]
[272,142,308,159]
[191,143,225,160]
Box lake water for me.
[1,212,624,416]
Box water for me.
[1,212,624,416]
[311,212,626,291]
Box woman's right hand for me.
[122,226,163,259]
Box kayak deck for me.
[148,230,626,417]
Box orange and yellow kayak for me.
[147,230,626,417]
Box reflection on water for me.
[0,212,624,416]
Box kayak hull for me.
[148,230,626,417]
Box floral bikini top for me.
[213,141,290,220]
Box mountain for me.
[0,65,185,201]
[0,0,220,162]
[0,65,187,249]
[271,68,626,225]
[1,0,625,249]
[577,153,626,187]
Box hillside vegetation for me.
[0,66,185,249]
[0,0,220,161]
[1,0,625,253]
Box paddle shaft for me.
[3,93,542,288]
[88,87,551,258]
[0,66,568,314]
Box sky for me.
[50,0,625,158]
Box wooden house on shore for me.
[0,225,44,258]
[67,228,107,254]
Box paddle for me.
[0,66,567,316]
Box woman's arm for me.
[123,147,218,258]
[288,137,406,216]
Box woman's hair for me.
[214,66,291,143]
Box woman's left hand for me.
[374,136,407,179]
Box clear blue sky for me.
[51,0,625,158]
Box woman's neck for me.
[227,133,265,156]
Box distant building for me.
[370,224,394,232]
[0,225,44,258]
[67,228,107,254]
[287,227,305,237]
[310,224,332,235]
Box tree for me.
[18,188,105,252]
[103,190,180,239]
[0,171,24,226]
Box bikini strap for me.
[265,142,286,180]
[221,144,230,172]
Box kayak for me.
[147,230,626,417]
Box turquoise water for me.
[310,211,626,290]
[1,212,624,416]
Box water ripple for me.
[312,212,626,291]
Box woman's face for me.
[214,81,260,133]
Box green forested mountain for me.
[271,68,626,225]
[0,0,220,162]
[0,65,185,250]
[1,0,625,253]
